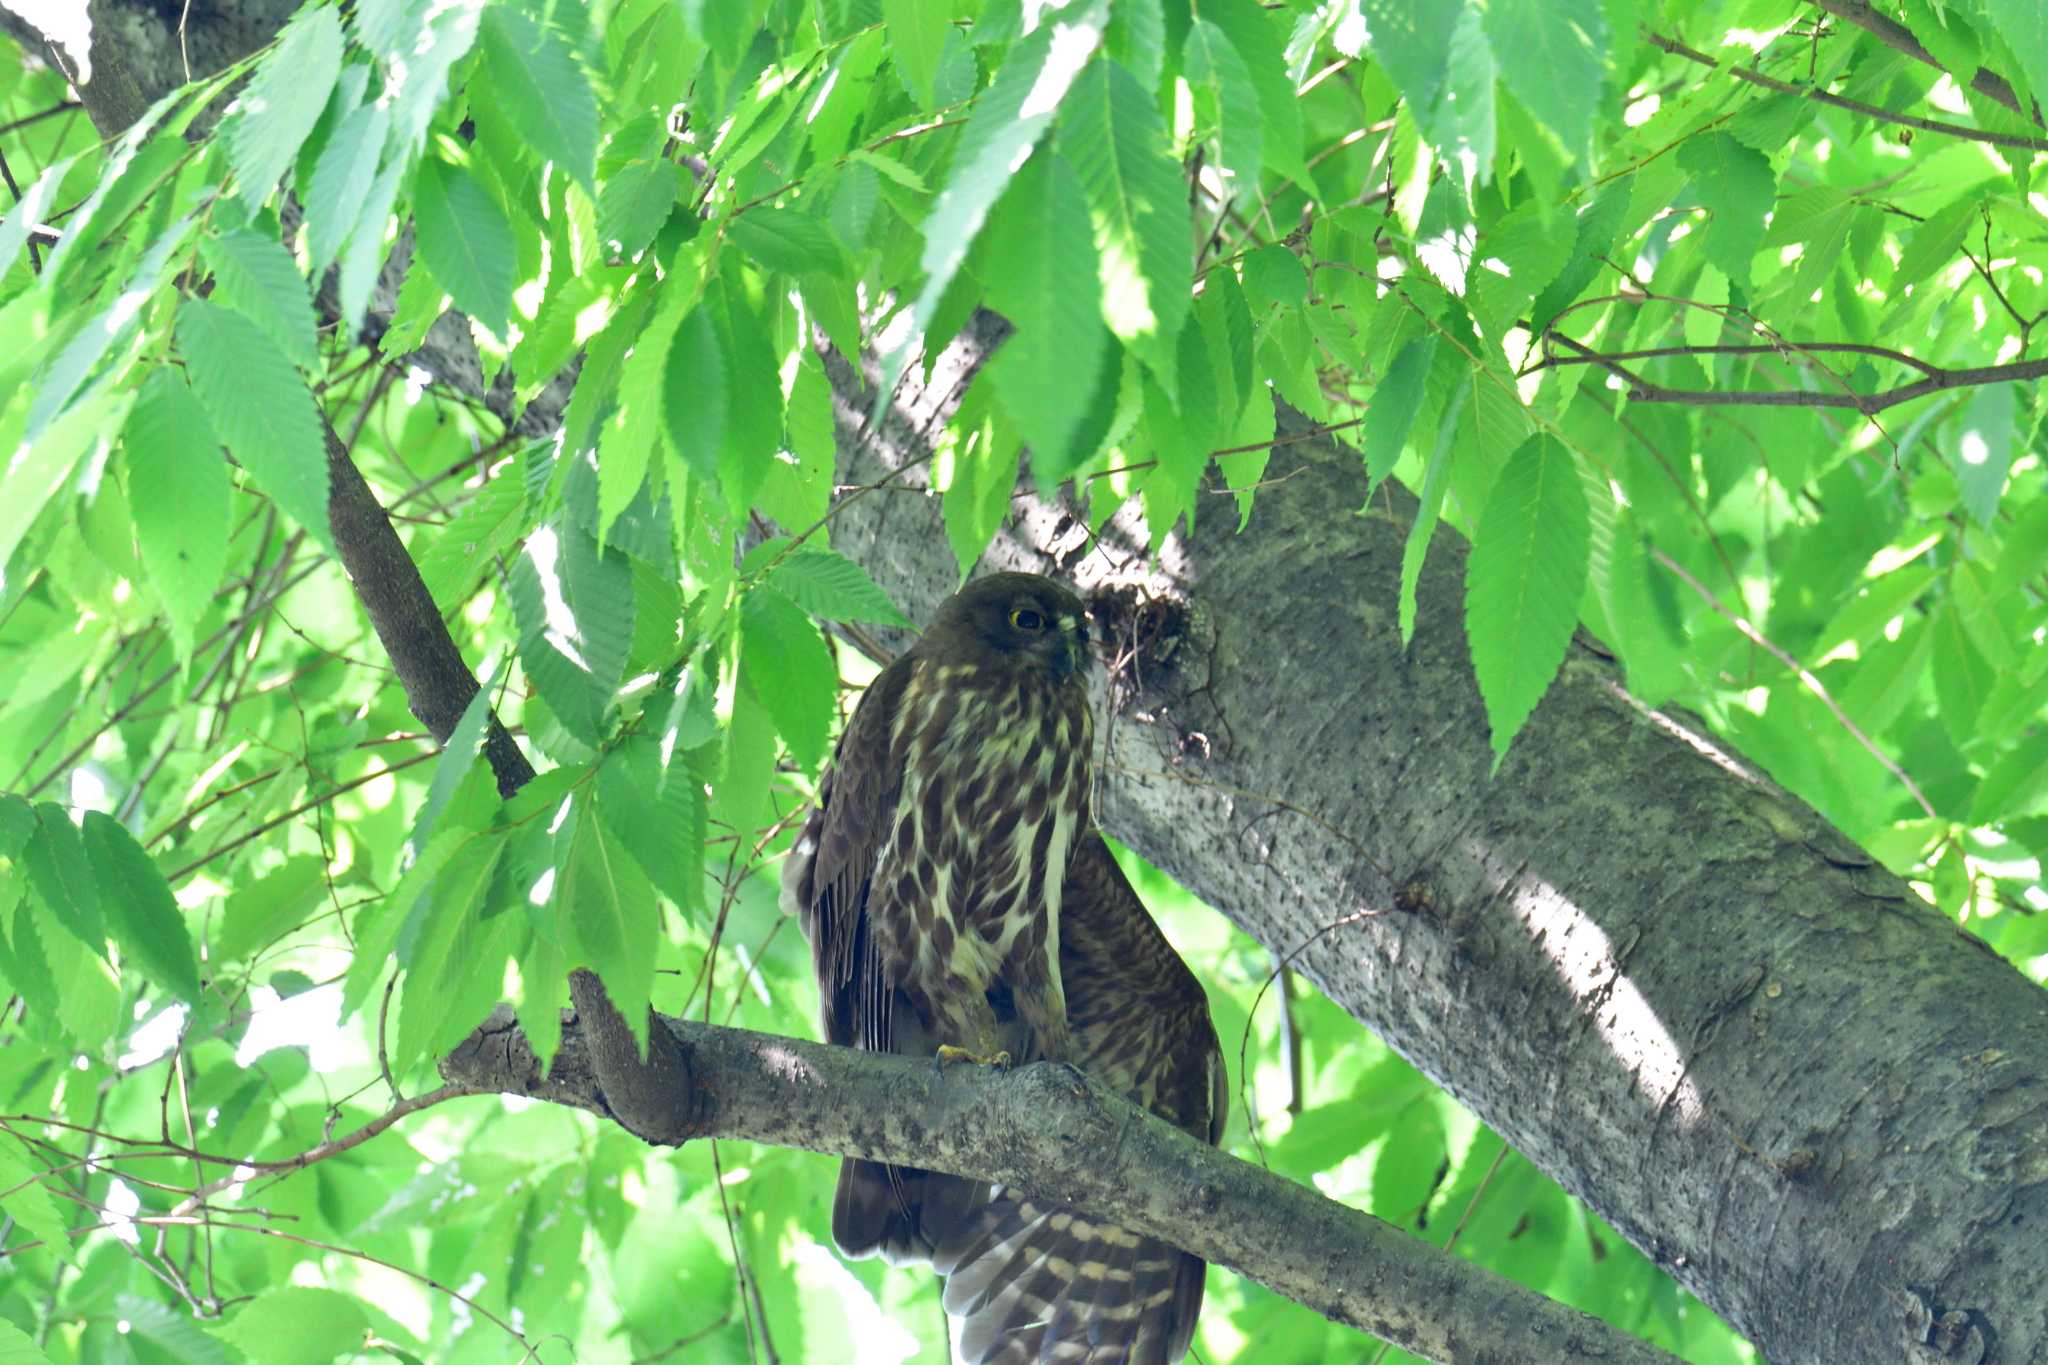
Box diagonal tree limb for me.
[440,1004,1683,1365]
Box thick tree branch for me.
[1804,0,2034,122]
[441,1005,1682,1365]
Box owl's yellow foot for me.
[935,1045,1012,1069]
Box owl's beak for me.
[1056,618,1090,678]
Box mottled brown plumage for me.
[931,834,1226,1364]
[783,572,1224,1361]
[782,574,1094,1256]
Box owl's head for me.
[925,572,1091,679]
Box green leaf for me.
[0,154,75,280]
[1529,175,1632,332]
[1677,134,1774,287]
[1242,245,1308,311]
[0,386,132,572]
[305,97,391,274]
[892,3,1108,400]
[214,1285,370,1365]
[176,299,333,555]
[516,916,568,1074]
[0,1315,54,1363]
[124,368,230,658]
[115,1294,237,1365]
[726,206,848,279]
[0,1136,71,1265]
[884,0,948,107]
[228,5,345,210]
[1362,338,1436,492]
[341,829,468,1019]
[80,812,203,1003]
[740,585,838,771]
[1894,189,1983,289]
[507,523,635,748]
[215,855,328,965]
[1469,201,1571,342]
[393,831,505,1072]
[1058,56,1190,388]
[765,549,914,627]
[412,677,498,853]
[559,798,659,1055]
[200,229,321,371]
[1761,185,1857,306]
[1983,1,2048,132]
[1399,394,1462,644]
[598,157,682,259]
[412,158,516,336]
[1184,19,1264,203]
[1952,382,2016,527]
[479,6,600,191]
[1465,434,1591,764]
[1931,602,1995,748]
[598,733,707,914]
[23,804,106,955]
[0,796,32,862]
[1484,0,1606,158]
[1203,0,1311,188]
[664,305,729,485]
[982,149,1108,486]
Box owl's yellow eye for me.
[1008,607,1046,632]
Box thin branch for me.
[1645,30,2048,152]
[1543,330,2048,413]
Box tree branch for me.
[441,1005,1683,1365]
[1804,0,2035,123]
[1645,29,2048,151]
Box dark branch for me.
[442,1006,1683,1365]
[1804,0,2035,122]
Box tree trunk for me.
[820,319,2048,1365]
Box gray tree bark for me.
[11,8,2047,1364]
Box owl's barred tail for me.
[932,1188,1205,1365]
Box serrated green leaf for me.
[1677,134,1774,287]
[412,158,516,335]
[516,916,567,1073]
[419,467,529,611]
[394,830,505,1071]
[711,278,783,514]
[24,804,105,956]
[884,0,948,107]
[229,6,344,210]
[214,1285,369,1365]
[1184,19,1264,203]
[176,299,332,555]
[479,6,599,191]
[0,1315,53,1363]
[215,855,328,965]
[664,305,729,485]
[726,205,849,280]
[1895,189,1984,289]
[1058,56,1189,388]
[507,523,635,748]
[756,353,834,532]
[200,229,320,371]
[413,678,498,854]
[80,812,202,1003]
[1466,434,1590,763]
[845,147,928,193]
[0,1137,70,1265]
[342,828,467,1020]
[1932,602,1995,748]
[739,586,838,771]
[1484,0,1605,157]
[1530,175,1632,332]
[558,798,658,1055]
[1362,338,1436,491]
[766,549,913,627]
[115,1294,235,1365]
[0,796,32,862]
[305,97,391,274]
[598,157,681,259]
[1,384,130,571]
[1761,185,1857,305]
[982,149,1107,486]
[889,3,1107,403]
[597,734,706,913]
[1399,395,1462,644]
[0,154,74,280]
[1983,1,2048,132]
[124,367,230,658]
[1953,381,2016,527]
[1242,245,1308,311]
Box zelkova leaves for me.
[1465,435,1590,765]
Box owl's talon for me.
[936,1045,1012,1069]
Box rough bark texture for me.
[442,1005,1682,1365]
[821,319,2048,1365]
[17,8,2048,1363]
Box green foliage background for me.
[0,0,2045,1359]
